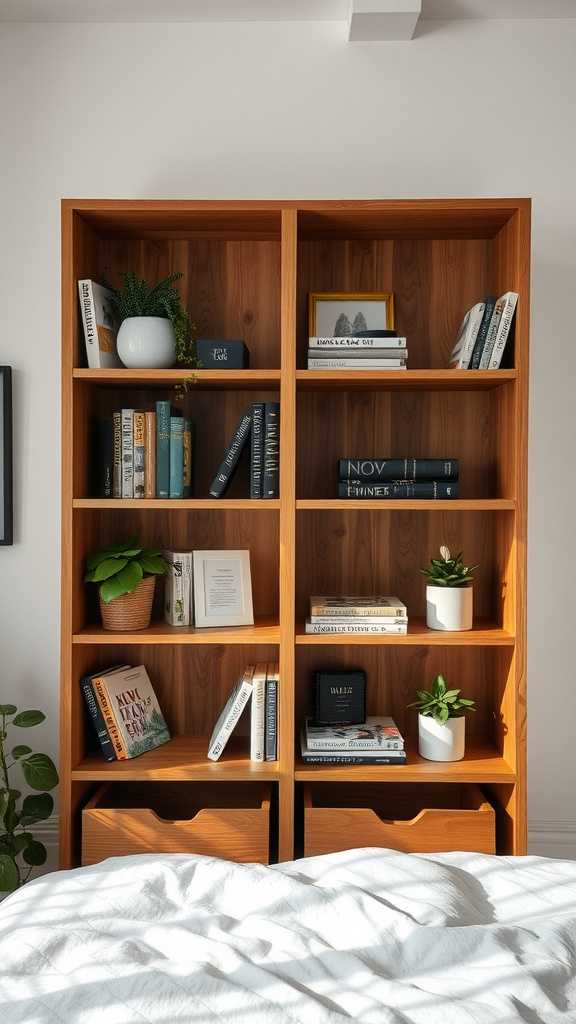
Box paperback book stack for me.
[210,402,279,499]
[306,596,408,635]
[208,662,279,763]
[300,716,406,765]
[450,291,518,369]
[307,332,407,371]
[338,458,459,500]
[81,664,170,761]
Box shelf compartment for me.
[74,618,280,645]
[295,746,515,784]
[296,618,514,646]
[73,369,282,389]
[297,370,517,392]
[74,498,280,511]
[73,737,280,781]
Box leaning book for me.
[77,279,121,369]
[90,665,170,760]
[208,667,254,761]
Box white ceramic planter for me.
[117,316,176,369]
[418,713,465,762]
[426,584,473,631]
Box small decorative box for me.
[314,670,366,725]
[196,339,249,369]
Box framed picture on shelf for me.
[193,549,254,628]
[0,367,13,546]
[308,292,395,337]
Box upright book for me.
[80,665,129,762]
[250,402,265,498]
[207,667,255,761]
[183,418,193,499]
[144,411,156,499]
[250,662,267,762]
[164,550,193,626]
[155,400,171,499]
[169,415,184,499]
[77,279,120,369]
[263,402,280,498]
[121,409,134,498]
[90,665,170,760]
[93,418,113,498]
[265,661,279,762]
[133,411,146,499]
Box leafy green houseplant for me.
[85,539,167,631]
[107,271,197,370]
[409,674,476,762]
[0,706,58,892]
[422,545,477,631]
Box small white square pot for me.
[418,713,465,762]
[426,584,473,631]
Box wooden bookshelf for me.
[60,199,529,867]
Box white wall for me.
[1,17,575,858]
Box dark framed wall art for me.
[0,367,13,545]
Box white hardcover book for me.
[310,615,408,625]
[449,302,485,369]
[121,409,134,498]
[487,292,518,368]
[305,619,408,635]
[208,667,255,761]
[309,336,407,349]
[307,358,407,370]
[77,279,120,369]
[250,662,267,762]
[112,411,122,498]
[479,298,505,368]
[308,348,407,360]
[163,550,193,626]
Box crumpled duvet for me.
[1,848,576,1023]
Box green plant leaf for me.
[11,745,32,759]
[90,557,129,583]
[437,705,449,723]
[23,840,47,867]
[0,705,17,716]
[13,833,33,854]
[100,560,144,603]
[13,710,46,728]
[21,753,59,792]
[20,793,54,825]
[3,792,19,832]
[139,555,167,575]
[0,854,19,892]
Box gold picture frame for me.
[308,291,395,337]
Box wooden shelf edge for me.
[72,738,280,781]
[296,499,516,511]
[73,369,281,388]
[73,498,280,510]
[296,620,514,646]
[73,619,281,645]
[295,749,515,784]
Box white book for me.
[479,298,505,368]
[121,409,134,498]
[487,292,518,368]
[310,615,408,625]
[449,302,485,369]
[307,358,407,370]
[77,279,120,369]
[164,550,193,626]
[208,667,254,761]
[309,336,407,348]
[112,411,122,498]
[305,619,408,635]
[250,662,267,762]
[308,348,408,360]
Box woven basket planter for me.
[99,575,156,632]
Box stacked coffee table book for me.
[307,331,407,371]
[305,596,408,635]
[300,716,406,765]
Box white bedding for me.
[1,849,576,1023]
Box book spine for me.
[164,551,192,626]
[92,678,128,759]
[307,358,406,369]
[265,675,278,762]
[144,411,156,498]
[309,336,407,348]
[305,621,407,634]
[250,402,264,499]
[338,481,459,499]
[112,411,122,498]
[79,676,116,761]
[310,605,406,617]
[133,411,146,499]
[309,348,408,359]
[94,418,113,498]
[121,409,134,498]
[155,401,171,498]
[301,753,407,765]
[183,418,193,499]
[209,411,252,498]
[307,739,404,751]
[250,667,266,762]
[479,300,505,368]
[208,682,253,761]
[78,280,99,369]
[310,615,408,625]
[456,302,485,368]
[339,459,458,481]
[470,298,496,369]
[263,402,280,498]
[169,416,184,499]
[489,293,518,369]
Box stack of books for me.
[450,291,518,369]
[306,596,408,635]
[93,403,193,499]
[307,333,407,371]
[300,716,406,765]
[338,458,459,500]
[210,402,280,499]
[208,662,279,762]
[81,664,171,762]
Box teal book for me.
[169,416,184,499]
[156,401,171,498]
[183,417,193,499]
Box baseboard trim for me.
[528,819,576,859]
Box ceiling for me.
[0,0,575,22]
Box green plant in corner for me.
[85,538,167,603]
[0,706,58,892]
[106,271,199,369]
[421,545,477,587]
[408,674,476,723]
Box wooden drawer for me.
[82,782,271,865]
[304,783,495,856]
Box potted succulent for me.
[409,674,476,762]
[421,545,477,631]
[85,539,167,631]
[107,271,197,369]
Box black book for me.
[80,669,119,762]
[339,458,458,482]
[250,402,265,499]
[469,298,496,369]
[339,480,459,499]
[265,667,278,762]
[209,410,252,497]
[263,402,280,498]
[93,417,113,498]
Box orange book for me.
[144,411,156,498]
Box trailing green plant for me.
[106,271,198,368]
[0,706,59,892]
[85,538,167,604]
[421,545,477,588]
[408,674,476,723]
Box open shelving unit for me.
[60,198,529,866]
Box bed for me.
[1,848,575,1022]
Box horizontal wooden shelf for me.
[296,369,517,391]
[296,498,516,511]
[296,619,514,646]
[73,618,280,645]
[73,498,280,510]
[72,736,280,782]
[295,744,515,783]
[73,368,281,389]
